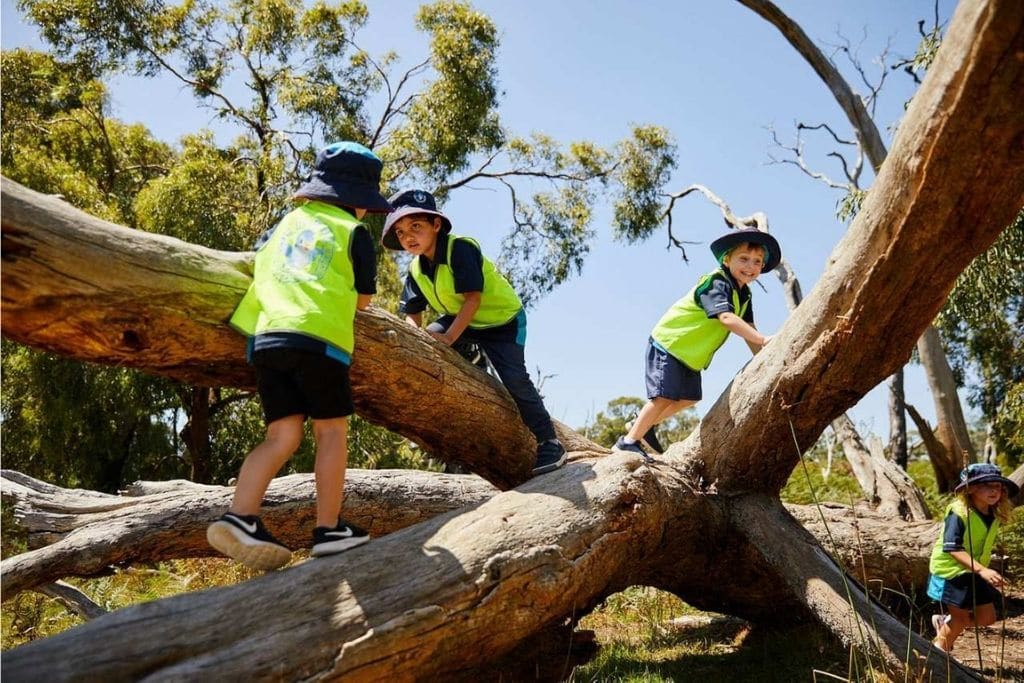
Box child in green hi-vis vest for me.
[613,228,781,461]
[927,463,1017,654]
[206,142,392,571]
[380,189,566,477]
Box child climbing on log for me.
[207,142,392,570]
[928,463,1017,654]
[613,228,781,460]
[380,189,566,476]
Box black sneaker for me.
[311,519,370,557]
[207,513,292,570]
[533,439,566,475]
[640,426,665,455]
[614,436,655,463]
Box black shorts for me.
[645,338,702,401]
[927,571,1001,610]
[253,348,353,424]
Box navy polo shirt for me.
[699,268,754,324]
[399,232,519,343]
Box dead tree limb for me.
[2,469,936,599]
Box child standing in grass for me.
[207,141,392,570]
[928,463,1017,653]
[614,228,780,460]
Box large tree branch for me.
[1,469,936,600]
[0,182,607,489]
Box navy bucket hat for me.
[954,462,1019,497]
[381,189,452,250]
[710,228,781,273]
[294,142,392,213]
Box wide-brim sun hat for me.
[710,228,781,273]
[954,462,1019,497]
[294,141,392,214]
[381,189,452,250]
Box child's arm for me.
[406,312,423,327]
[429,291,481,346]
[948,550,1006,588]
[718,312,769,353]
[357,294,372,311]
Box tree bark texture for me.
[2,469,937,600]
[906,402,963,493]
[0,182,611,489]
[1,1,1021,680]
[739,0,980,488]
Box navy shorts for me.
[927,572,1001,610]
[253,348,353,424]
[645,338,702,401]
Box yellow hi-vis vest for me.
[409,234,522,328]
[650,270,749,371]
[928,498,1000,579]
[230,201,360,356]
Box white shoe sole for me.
[207,521,292,571]
[310,535,370,557]
[532,453,567,475]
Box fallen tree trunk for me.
[1,186,604,488]
[1,469,936,599]
[1,1,1020,680]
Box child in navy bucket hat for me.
[381,189,567,476]
[927,462,1016,654]
[208,142,391,570]
[614,227,781,460]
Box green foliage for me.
[133,132,260,249]
[578,587,851,682]
[0,342,182,492]
[781,455,865,507]
[937,210,1024,465]
[579,396,698,450]
[835,186,867,222]
[612,125,678,242]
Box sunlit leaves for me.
[611,125,677,242]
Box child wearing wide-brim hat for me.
[381,189,567,476]
[208,142,391,571]
[927,462,1017,654]
[614,228,781,460]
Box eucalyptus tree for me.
[8,0,673,486]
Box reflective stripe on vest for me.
[409,234,522,328]
[230,202,360,355]
[650,270,749,371]
[928,498,1000,579]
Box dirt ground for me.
[946,586,1024,681]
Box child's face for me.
[968,481,1004,510]
[392,215,443,258]
[723,244,765,287]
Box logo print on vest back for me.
[274,221,334,283]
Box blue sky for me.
[2,0,967,437]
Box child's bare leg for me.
[312,417,348,528]
[653,398,695,425]
[935,604,972,651]
[973,603,996,628]
[230,415,304,516]
[628,398,695,442]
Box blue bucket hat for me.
[294,142,392,213]
[381,189,452,250]
[710,228,781,273]
[954,462,1019,497]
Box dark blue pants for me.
[429,319,557,443]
